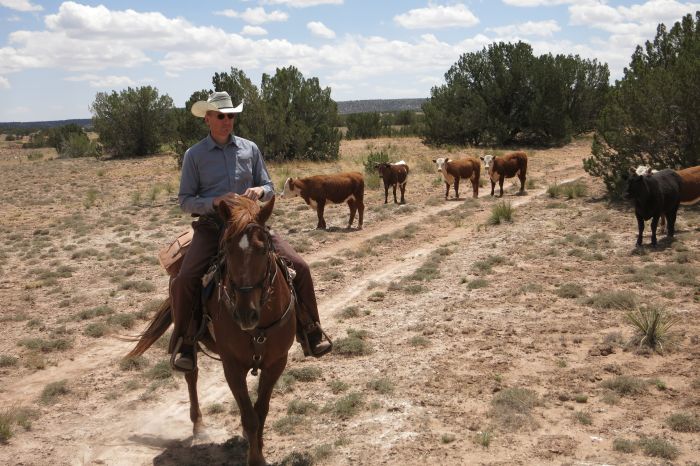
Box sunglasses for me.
[215,113,235,120]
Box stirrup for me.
[301,324,333,358]
[170,336,197,373]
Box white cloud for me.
[502,0,574,6]
[0,0,42,12]
[264,0,343,7]
[394,4,479,29]
[242,25,268,36]
[65,73,137,88]
[224,7,288,25]
[0,76,10,89]
[488,20,561,37]
[307,21,335,39]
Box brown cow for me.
[480,152,528,197]
[375,161,409,204]
[432,157,480,199]
[677,165,700,205]
[281,172,364,230]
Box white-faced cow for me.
[432,157,480,199]
[480,152,528,197]
[375,161,409,204]
[626,168,682,247]
[281,172,364,230]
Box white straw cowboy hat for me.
[191,91,244,117]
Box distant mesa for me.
[0,98,427,129]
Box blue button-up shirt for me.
[178,134,275,215]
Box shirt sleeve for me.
[252,142,276,202]
[178,147,216,215]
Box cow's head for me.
[625,168,650,201]
[635,165,654,176]
[432,157,449,172]
[281,177,300,198]
[480,154,495,172]
[375,162,390,176]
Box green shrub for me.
[626,305,677,353]
[555,283,585,298]
[488,201,513,225]
[638,437,679,460]
[0,355,18,367]
[612,438,637,453]
[39,380,70,404]
[600,376,646,396]
[324,392,364,419]
[666,412,700,432]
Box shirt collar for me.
[206,133,238,150]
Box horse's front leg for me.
[222,364,263,466]
[254,356,288,453]
[184,368,204,437]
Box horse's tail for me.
[125,297,172,358]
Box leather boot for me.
[173,344,195,372]
[301,324,332,358]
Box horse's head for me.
[217,195,276,330]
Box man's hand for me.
[242,187,264,200]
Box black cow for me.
[626,168,682,247]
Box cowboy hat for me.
[191,91,244,117]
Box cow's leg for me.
[666,207,678,239]
[471,174,479,198]
[490,180,495,196]
[636,214,645,247]
[393,183,398,204]
[650,215,660,247]
[444,182,450,200]
[357,199,364,229]
[185,368,203,437]
[399,182,406,204]
[454,178,460,199]
[383,182,389,204]
[347,199,357,229]
[316,200,326,229]
[498,176,505,197]
[519,172,526,193]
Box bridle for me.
[217,222,296,376]
[219,223,277,314]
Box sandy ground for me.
[0,136,698,465]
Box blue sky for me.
[1,0,699,122]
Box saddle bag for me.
[158,229,193,277]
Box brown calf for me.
[432,157,480,199]
[480,151,528,197]
[281,172,364,230]
[375,161,409,204]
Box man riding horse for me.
[171,91,332,372]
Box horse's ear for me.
[257,195,275,225]
[217,200,231,223]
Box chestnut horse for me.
[126,195,296,466]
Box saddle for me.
[158,229,193,277]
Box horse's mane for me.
[220,196,260,241]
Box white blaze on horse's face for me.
[238,234,250,251]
